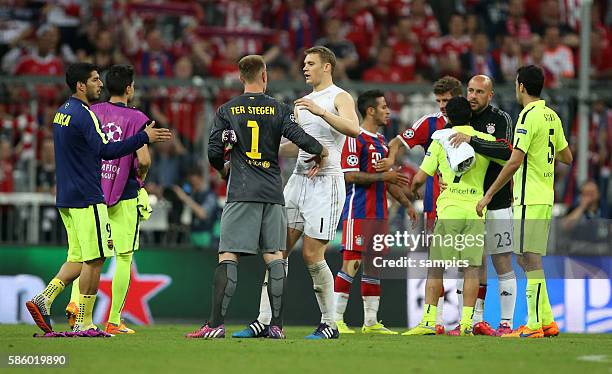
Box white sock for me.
[456,278,464,320]
[436,295,444,326]
[257,259,287,325]
[498,271,516,328]
[473,298,485,324]
[334,292,349,322]
[363,296,380,327]
[307,261,335,328]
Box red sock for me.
[361,277,381,296]
[334,271,353,293]
[478,284,487,300]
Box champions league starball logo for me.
[102,122,123,142]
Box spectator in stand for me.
[0,137,14,192]
[460,32,499,82]
[133,28,174,77]
[524,40,557,87]
[496,0,532,51]
[590,28,612,80]
[534,0,579,46]
[272,0,320,56]
[494,34,523,83]
[341,0,378,63]
[13,24,64,76]
[314,17,358,81]
[542,26,574,81]
[36,137,55,194]
[435,13,471,78]
[561,181,609,252]
[362,44,405,83]
[389,16,420,81]
[407,0,440,73]
[90,29,128,72]
[208,38,241,80]
[587,98,611,211]
[172,167,220,249]
[151,56,203,148]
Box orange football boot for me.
[105,320,136,334]
[501,325,544,338]
[542,321,559,337]
[65,302,78,330]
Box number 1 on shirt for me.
[246,120,262,159]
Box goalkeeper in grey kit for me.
[186,55,327,339]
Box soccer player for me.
[404,96,510,336]
[477,65,572,338]
[378,76,463,334]
[334,90,418,335]
[65,64,153,334]
[447,75,516,336]
[235,46,359,339]
[186,55,327,339]
[25,62,171,334]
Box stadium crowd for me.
[0,0,610,246]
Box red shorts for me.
[341,218,389,255]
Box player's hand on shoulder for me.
[144,121,172,143]
[438,174,448,192]
[294,97,325,116]
[375,157,393,172]
[383,170,410,187]
[448,132,471,147]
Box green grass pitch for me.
[2,324,612,374]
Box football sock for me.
[456,278,464,321]
[257,259,287,325]
[209,260,238,328]
[257,270,272,325]
[539,276,554,325]
[361,276,381,327]
[461,306,475,329]
[525,270,545,330]
[307,261,335,328]
[334,271,353,321]
[436,286,444,326]
[75,294,96,330]
[69,277,79,305]
[422,304,437,326]
[267,259,286,328]
[473,284,487,324]
[109,252,133,325]
[34,278,65,314]
[498,271,516,327]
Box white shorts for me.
[485,207,514,255]
[284,173,346,241]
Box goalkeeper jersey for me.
[513,100,568,206]
[420,125,504,215]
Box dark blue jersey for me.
[53,96,149,208]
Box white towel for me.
[431,128,476,175]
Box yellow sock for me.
[40,278,65,311]
[461,306,474,328]
[69,277,80,305]
[526,270,545,330]
[76,294,97,330]
[423,304,437,326]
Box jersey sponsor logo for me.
[403,128,415,139]
[449,186,478,195]
[517,128,527,134]
[347,155,359,167]
[247,159,270,168]
[486,123,496,134]
[101,122,123,142]
[371,152,382,165]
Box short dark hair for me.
[433,76,463,96]
[106,64,135,96]
[446,96,472,126]
[238,55,265,83]
[304,46,337,73]
[517,65,544,97]
[65,62,98,93]
[357,89,385,118]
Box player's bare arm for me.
[344,169,409,186]
[279,141,299,157]
[136,145,151,181]
[476,149,525,216]
[387,183,418,228]
[410,169,429,199]
[556,145,573,165]
[294,91,360,137]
